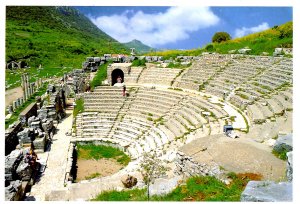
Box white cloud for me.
[89,7,219,47]
[234,22,270,38]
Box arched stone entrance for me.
[111,69,124,85]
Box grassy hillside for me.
[146,21,293,58]
[123,39,153,54]
[5,6,129,89]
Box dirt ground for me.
[180,134,286,181]
[5,86,23,107]
[76,158,124,181]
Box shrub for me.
[212,32,231,43]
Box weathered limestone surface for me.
[286,151,293,182]
[241,181,292,202]
[273,133,293,153]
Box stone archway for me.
[111,69,124,86]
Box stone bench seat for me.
[134,97,176,108]
[137,137,154,152]
[172,113,194,129]
[273,94,292,110]
[128,106,164,117]
[247,104,265,123]
[82,123,113,129]
[113,133,135,142]
[115,128,139,138]
[138,89,184,99]
[147,131,163,147]
[178,107,202,126]
[118,121,149,132]
[191,100,227,119]
[129,141,145,155]
[122,118,152,128]
[165,119,186,136]
[143,134,160,149]
[266,98,284,114]
[84,98,125,103]
[135,94,181,105]
[130,102,173,113]
[174,81,199,91]
[157,125,176,141]
[115,125,142,136]
[84,108,120,113]
[256,102,274,119]
[79,133,110,138]
[124,112,155,124]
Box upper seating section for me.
[138,67,182,86]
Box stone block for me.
[5,149,23,176]
[17,128,32,144]
[121,175,137,188]
[33,136,46,151]
[273,133,293,153]
[149,176,181,196]
[286,151,293,182]
[5,180,22,201]
[241,181,292,202]
[16,160,33,181]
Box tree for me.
[212,32,231,43]
[139,152,170,201]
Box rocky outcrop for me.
[174,151,221,177]
[273,133,293,153]
[241,181,292,202]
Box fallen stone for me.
[33,136,46,151]
[121,175,137,188]
[149,176,181,196]
[16,160,33,181]
[241,181,292,202]
[5,180,22,201]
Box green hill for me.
[123,39,153,54]
[5,6,129,89]
[146,21,293,58]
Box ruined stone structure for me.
[5,53,293,201]
[5,81,68,200]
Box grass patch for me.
[91,188,147,201]
[85,172,101,180]
[272,149,288,160]
[77,143,130,165]
[131,58,146,66]
[73,98,84,118]
[90,62,109,90]
[92,173,261,201]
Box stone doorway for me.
[111,69,124,85]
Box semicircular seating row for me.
[76,86,229,159]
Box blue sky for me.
[76,6,292,50]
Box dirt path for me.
[5,86,23,107]
[76,159,123,181]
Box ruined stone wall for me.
[5,122,23,156]
[174,151,221,178]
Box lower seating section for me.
[84,86,125,112]
[76,112,117,138]
[76,86,230,159]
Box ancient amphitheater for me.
[6,53,293,201]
